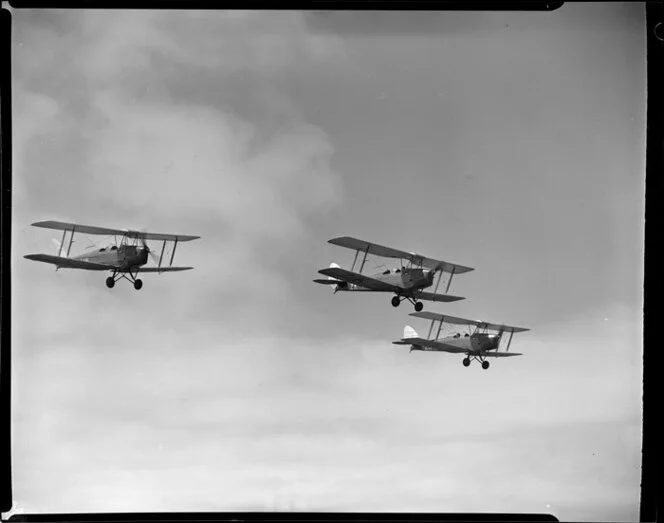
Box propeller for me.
[140,235,161,265]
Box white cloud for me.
[11,316,641,517]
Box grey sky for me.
[11,4,643,520]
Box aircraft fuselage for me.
[413,333,501,353]
[72,244,148,271]
[340,266,434,293]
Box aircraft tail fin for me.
[313,263,350,293]
[403,325,423,352]
[328,262,344,293]
[392,325,422,351]
[403,325,418,339]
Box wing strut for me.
[427,319,435,339]
[65,227,76,257]
[444,266,456,293]
[169,239,179,267]
[432,270,444,294]
[358,246,370,274]
[58,229,67,256]
[350,249,360,272]
[158,240,166,268]
[506,329,514,351]
[435,316,445,339]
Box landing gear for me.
[463,355,491,369]
[105,270,143,289]
[392,294,425,311]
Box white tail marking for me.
[329,262,341,293]
[403,325,418,339]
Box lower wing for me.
[317,267,401,292]
[392,337,468,353]
[132,267,193,273]
[417,290,466,303]
[24,254,113,271]
[483,351,523,358]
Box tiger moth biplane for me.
[24,220,200,290]
[392,311,529,369]
[314,236,474,311]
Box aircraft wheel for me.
[391,296,400,307]
[134,279,143,291]
[482,361,490,370]
[106,277,115,289]
[462,357,471,367]
[414,301,424,312]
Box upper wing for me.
[32,221,125,236]
[328,236,473,274]
[329,236,415,260]
[24,254,113,271]
[317,267,402,292]
[126,231,200,242]
[417,290,465,303]
[132,267,193,273]
[392,337,468,353]
[410,311,480,327]
[474,322,529,333]
[423,257,474,274]
[409,311,529,333]
[32,221,200,242]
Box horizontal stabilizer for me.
[24,254,113,271]
[313,278,343,285]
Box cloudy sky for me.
[10,4,644,520]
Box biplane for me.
[314,236,474,311]
[24,220,200,290]
[392,311,529,369]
